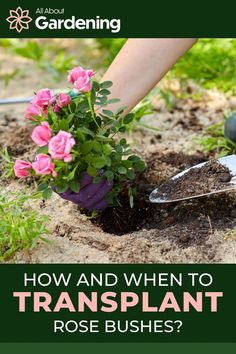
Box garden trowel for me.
[0,97,32,105]
[149,155,236,203]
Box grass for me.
[170,39,236,93]
[196,118,236,157]
[0,148,50,260]
[0,39,75,81]
[0,67,20,87]
[0,147,15,179]
[0,191,49,260]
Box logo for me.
[6,7,32,33]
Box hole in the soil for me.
[92,188,157,235]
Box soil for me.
[1,39,236,264]
[153,160,233,201]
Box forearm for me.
[101,38,197,114]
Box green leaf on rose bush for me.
[87,165,97,177]
[124,113,135,124]
[100,81,113,89]
[117,166,127,174]
[36,146,48,154]
[99,89,111,95]
[92,156,107,169]
[42,187,52,199]
[102,109,113,117]
[103,170,114,181]
[93,141,102,153]
[80,141,94,154]
[107,98,120,104]
[70,180,80,193]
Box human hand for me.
[55,172,113,211]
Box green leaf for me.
[56,184,68,193]
[117,166,127,174]
[105,156,112,166]
[128,155,142,162]
[134,160,146,172]
[98,96,108,105]
[87,165,97,177]
[92,156,107,169]
[107,98,120,104]
[100,81,113,89]
[93,176,102,183]
[42,187,52,200]
[76,130,86,143]
[70,180,80,193]
[92,81,100,91]
[115,145,123,153]
[122,160,132,168]
[119,126,126,133]
[126,170,135,179]
[58,118,69,131]
[93,141,102,153]
[36,146,48,154]
[99,89,111,95]
[37,183,48,191]
[67,113,75,125]
[80,126,95,137]
[124,113,135,124]
[102,109,114,117]
[77,100,89,112]
[120,138,127,146]
[103,143,113,155]
[69,100,77,113]
[96,135,112,142]
[80,141,94,154]
[128,187,136,208]
[116,106,128,115]
[103,170,114,181]
[105,192,114,205]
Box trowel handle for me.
[0,97,33,105]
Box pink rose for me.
[32,88,56,107]
[14,160,32,178]
[67,66,93,92]
[58,93,71,108]
[48,130,75,162]
[31,122,52,147]
[32,154,56,176]
[53,105,61,113]
[24,104,41,120]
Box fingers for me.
[79,172,93,189]
[76,178,106,202]
[90,199,109,211]
[81,180,113,210]
[55,173,113,211]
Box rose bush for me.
[14,66,145,210]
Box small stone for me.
[163,216,176,225]
[218,173,231,183]
[179,234,190,242]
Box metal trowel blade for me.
[149,155,236,203]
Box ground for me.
[1,39,236,263]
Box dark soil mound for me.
[155,160,233,201]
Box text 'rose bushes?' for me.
[14,67,145,210]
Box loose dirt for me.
[154,160,233,201]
